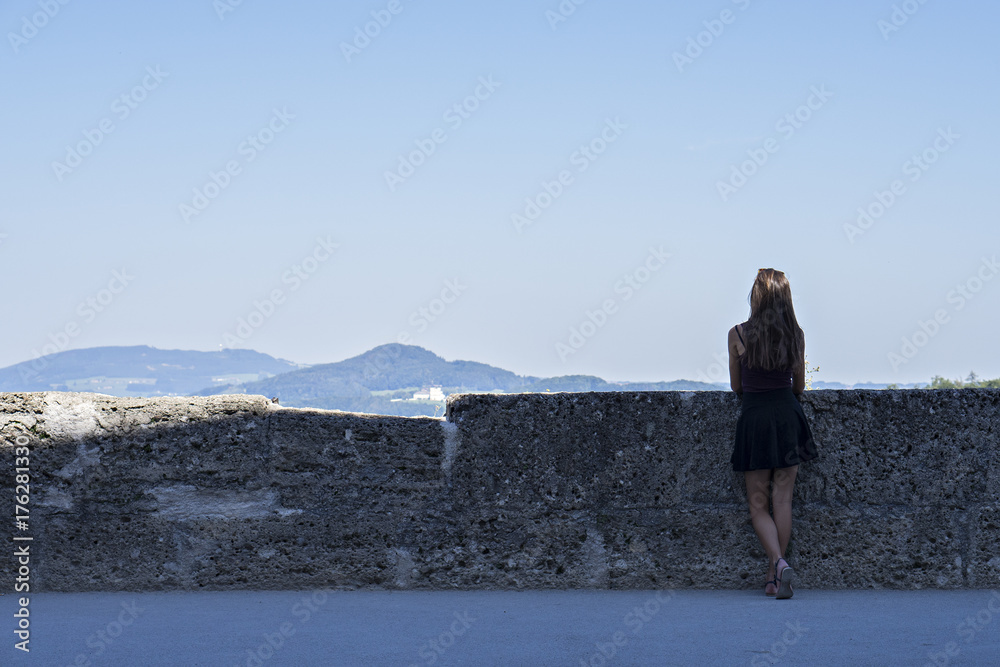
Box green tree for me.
[925,372,1000,389]
[928,375,960,389]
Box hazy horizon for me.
[0,340,963,388]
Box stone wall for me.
[1,389,997,592]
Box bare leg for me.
[744,469,782,581]
[771,465,798,557]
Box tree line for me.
[886,372,1000,390]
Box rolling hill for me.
[196,343,724,415]
[0,343,725,416]
[0,345,299,397]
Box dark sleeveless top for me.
[736,322,793,392]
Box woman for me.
[728,268,818,599]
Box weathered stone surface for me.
[0,389,997,591]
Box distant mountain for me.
[811,381,852,390]
[196,344,723,415]
[0,342,773,417]
[0,345,299,397]
[196,343,538,405]
[813,381,927,390]
[516,375,722,393]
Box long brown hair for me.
[742,268,804,371]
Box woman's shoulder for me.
[729,323,746,356]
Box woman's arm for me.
[792,332,806,395]
[728,326,743,395]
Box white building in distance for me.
[412,386,445,401]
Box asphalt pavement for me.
[2,588,998,666]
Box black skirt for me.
[731,388,818,472]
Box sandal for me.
[764,576,778,596]
[775,557,794,599]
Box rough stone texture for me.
[0,389,997,591]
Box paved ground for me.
[2,589,998,666]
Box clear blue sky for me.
[2,0,997,385]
